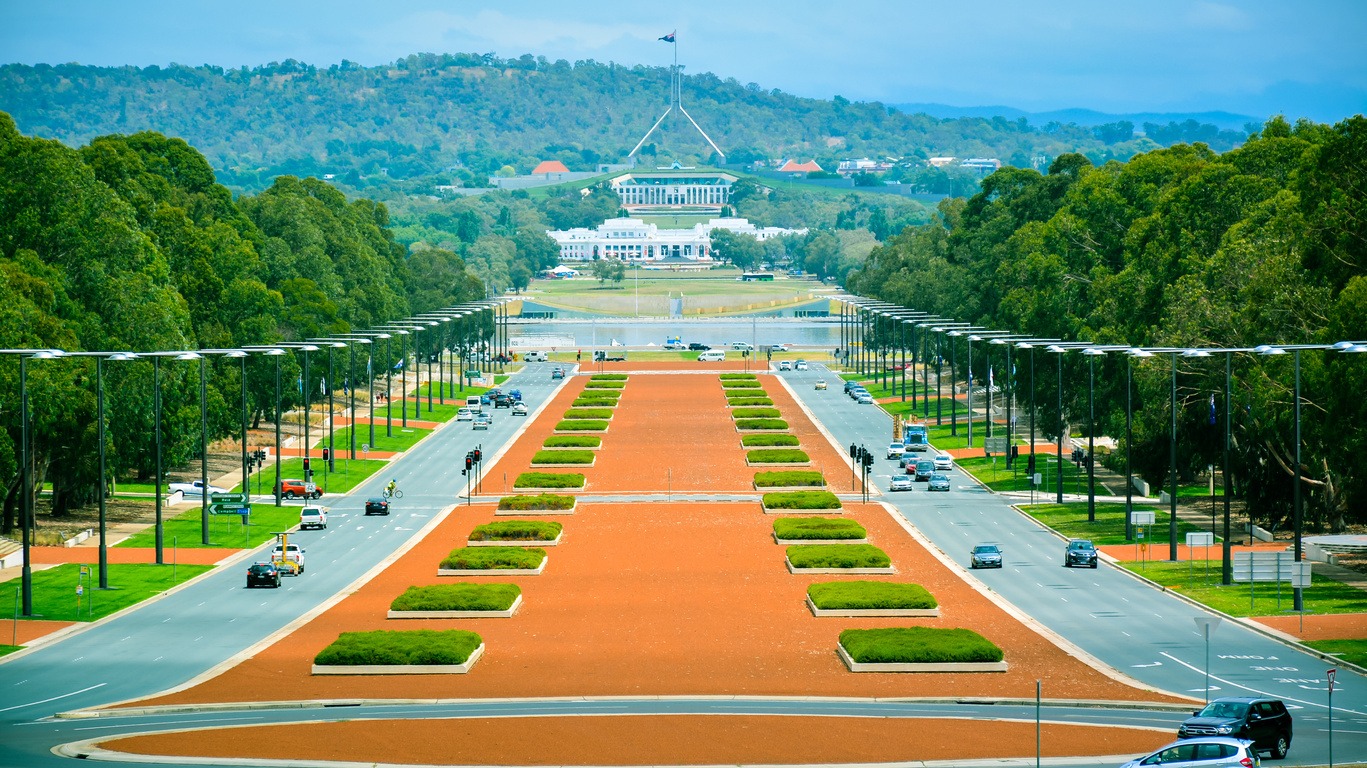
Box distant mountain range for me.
[891,103,1259,132]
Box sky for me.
[4,0,1366,123]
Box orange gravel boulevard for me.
[91,368,1190,766]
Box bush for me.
[748,448,810,463]
[727,397,774,407]
[721,381,763,389]
[735,418,788,430]
[531,450,595,465]
[839,627,1003,664]
[440,546,547,570]
[584,380,626,389]
[513,472,585,488]
[808,581,936,610]
[787,544,890,569]
[314,629,482,666]
[496,494,576,511]
[471,520,564,539]
[754,471,826,487]
[390,583,521,612]
[763,490,842,509]
[742,433,800,447]
[574,388,620,399]
[562,408,614,419]
[543,436,601,448]
[732,407,782,419]
[590,374,629,381]
[720,373,758,380]
[774,517,866,540]
[572,398,618,408]
[554,419,609,431]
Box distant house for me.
[532,160,571,179]
[777,159,824,177]
[960,158,1002,172]
[927,157,957,168]
[836,158,893,176]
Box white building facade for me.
[548,217,805,263]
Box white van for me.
[522,351,548,362]
[698,350,727,362]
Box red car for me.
[275,478,322,500]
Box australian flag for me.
[659,31,676,43]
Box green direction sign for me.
[210,492,248,504]
[209,503,250,516]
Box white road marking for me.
[0,683,106,713]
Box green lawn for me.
[237,457,387,497]
[0,644,20,657]
[1303,638,1367,666]
[385,400,462,422]
[956,454,1092,496]
[0,563,214,621]
[116,502,306,549]
[328,425,432,453]
[1113,561,1367,617]
[1016,502,1207,546]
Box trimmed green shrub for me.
[748,448,810,463]
[543,435,601,448]
[720,373,758,380]
[839,627,1003,664]
[513,472,585,488]
[470,520,564,540]
[754,471,826,487]
[440,546,547,570]
[808,581,937,610]
[390,583,521,612]
[314,629,482,666]
[735,418,788,430]
[742,433,800,447]
[762,491,842,509]
[554,419,609,431]
[773,517,866,540]
[497,494,576,511]
[721,381,763,389]
[787,544,891,569]
[732,407,782,419]
[562,408,614,419]
[590,374,629,381]
[727,397,774,407]
[572,398,618,408]
[531,450,595,465]
[584,380,626,389]
[575,388,620,399]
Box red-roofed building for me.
[777,159,824,175]
[532,160,571,177]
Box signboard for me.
[209,503,250,516]
[210,492,248,504]
[1232,551,1299,583]
[983,437,1010,454]
[1131,510,1157,526]
[1185,532,1215,548]
[1290,561,1312,589]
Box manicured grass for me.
[554,420,609,431]
[470,520,564,540]
[497,494,577,511]
[809,581,937,610]
[839,627,1003,664]
[328,425,431,453]
[732,407,782,419]
[391,400,464,423]
[583,380,626,389]
[1018,502,1207,546]
[1303,639,1367,668]
[727,397,774,406]
[1113,560,1367,617]
[774,517,866,540]
[721,381,764,389]
[314,629,482,666]
[763,490,842,509]
[440,546,547,570]
[735,418,789,430]
[743,433,800,447]
[513,472,585,489]
[575,388,620,399]
[787,544,891,569]
[117,503,304,549]
[0,645,20,657]
[754,470,826,487]
[531,450,595,465]
[589,373,629,381]
[543,435,601,448]
[720,373,758,380]
[572,398,619,408]
[748,448,811,463]
[954,452,1090,495]
[562,408,614,419]
[390,584,520,612]
[236,457,387,497]
[0,563,214,622]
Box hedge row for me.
[590,373,629,381]
[763,491,842,509]
[531,450,595,465]
[754,471,826,487]
[839,627,1002,664]
[808,581,937,610]
[471,519,565,539]
[576,388,620,399]
[554,420,609,431]
[543,435,601,448]
[742,433,800,447]
[726,397,774,407]
[314,629,481,666]
[721,381,763,389]
[572,398,618,408]
[787,544,890,569]
[390,583,521,612]
[732,407,782,419]
[773,517,866,540]
[735,418,788,430]
[562,408,614,419]
[747,448,810,463]
[440,546,546,570]
[584,380,626,389]
[513,472,585,488]
[720,373,758,380]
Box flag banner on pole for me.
[320,377,326,395]
[297,375,303,394]
[659,31,676,42]
[1209,393,1217,425]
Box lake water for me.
[509,317,844,350]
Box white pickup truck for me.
[271,542,305,575]
[168,479,228,497]
[299,505,328,530]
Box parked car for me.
[298,505,328,530]
[970,544,1003,569]
[512,402,528,416]
[1064,539,1099,568]
[843,380,859,394]
[886,442,906,459]
[1120,737,1263,768]
[927,473,951,491]
[856,393,875,405]
[168,479,227,498]
[814,379,827,390]
[889,476,914,492]
[276,478,322,500]
[933,453,954,471]
[911,459,935,479]
[688,342,711,351]
[1178,697,1292,759]
[473,414,491,430]
[778,360,792,371]
[246,562,281,588]
[551,367,565,379]
[456,406,475,421]
[794,359,808,370]
[364,497,390,516]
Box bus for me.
[738,272,775,282]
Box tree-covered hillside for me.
[0,53,1242,196]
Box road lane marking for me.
[0,683,106,713]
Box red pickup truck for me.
[275,478,323,500]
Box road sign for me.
[983,437,1009,454]
[210,492,248,504]
[1328,668,1336,691]
[1131,510,1156,526]
[209,503,250,516]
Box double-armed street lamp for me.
[1044,342,1101,503]
[964,331,1018,448]
[2,348,64,616]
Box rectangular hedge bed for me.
[574,388,620,399]
[720,373,758,380]
[786,544,894,573]
[543,435,601,449]
[470,519,564,545]
[561,408,614,419]
[754,471,826,488]
[513,472,586,490]
[312,629,484,675]
[747,448,811,466]
[583,380,626,389]
[735,418,789,431]
[388,583,522,618]
[837,627,1006,672]
[762,491,842,512]
[554,420,609,432]
[727,397,774,407]
[807,581,939,617]
[721,381,764,389]
[531,449,596,466]
[589,374,629,381]
[773,517,867,543]
[732,407,782,419]
[742,433,800,447]
[571,399,619,408]
[439,546,547,575]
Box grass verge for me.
[1018,502,1210,546]
[117,503,303,549]
[0,563,214,621]
[1113,560,1367,617]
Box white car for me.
[456,407,475,421]
[933,453,953,471]
[889,476,914,492]
[298,506,328,530]
[512,402,528,416]
[794,359,808,370]
[169,480,227,497]
[886,443,906,459]
[777,360,792,371]
[473,414,491,430]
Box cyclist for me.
[385,479,397,498]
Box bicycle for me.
[383,488,404,500]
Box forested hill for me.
[0,53,1247,195]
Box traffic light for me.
[862,452,874,469]
[473,448,482,463]
[849,443,858,458]
[321,448,330,462]
[302,458,311,471]
[1026,453,1036,473]
[463,456,472,474]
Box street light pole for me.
[4,348,62,616]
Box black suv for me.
[493,393,515,408]
[1063,539,1098,568]
[688,342,710,351]
[246,562,281,588]
[1179,697,1293,759]
[364,497,390,516]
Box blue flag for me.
[1208,393,1217,426]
